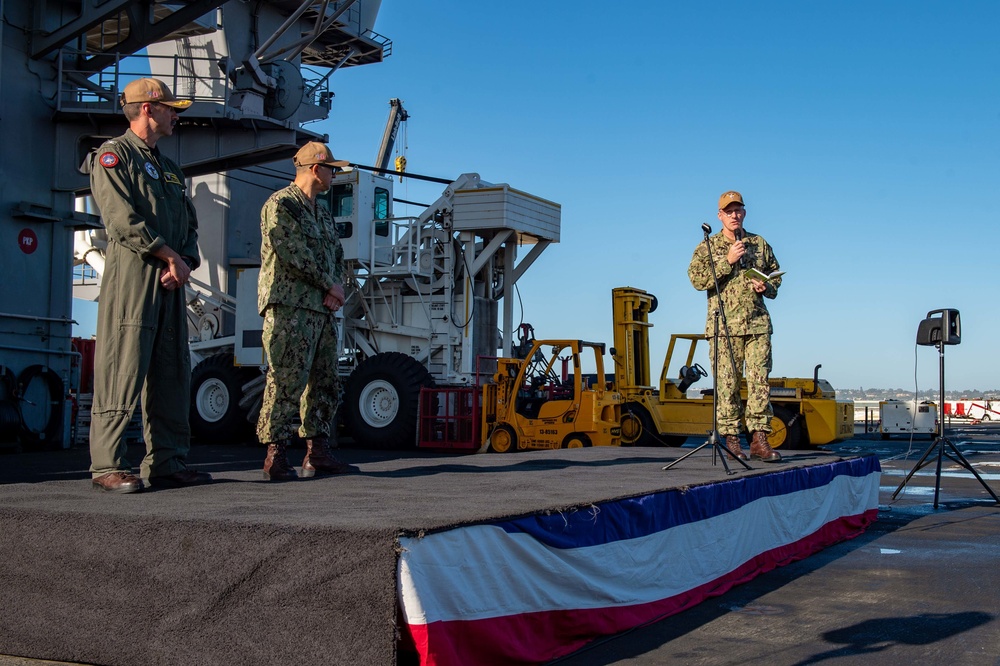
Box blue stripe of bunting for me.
[490,455,881,549]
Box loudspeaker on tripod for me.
[916,309,961,347]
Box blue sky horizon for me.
[74,0,1000,392]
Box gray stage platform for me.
[0,444,872,665]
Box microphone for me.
[736,228,746,269]
[701,223,712,235]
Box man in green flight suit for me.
[688,191,783,463]
[88,78,213,493]
[256,142,357,481]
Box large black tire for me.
[620,403,685,447]
[0,366,22,450]
[658,433,687,447]
[768,405,805,449]
[0,366,17,403]
[190,353,258,443]
[620,403,655,446]
[343,352,433,449]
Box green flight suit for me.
[256,183,345,443]
[688,230,781,435]
[88,129,200,478]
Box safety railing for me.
[56,49,332,116]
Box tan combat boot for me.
[302,436,358,477]
[750,431,782,463]
[724,434,749,461]
[263,440,298,481]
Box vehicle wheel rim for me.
[359,380,399,428]
[768,415,788,448]
[491,428,513,453]
[195,378,230,423]
[620,413,641,444]
[565,438,584,448]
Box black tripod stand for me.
[664,224,750,474]
[892,317,1000,508]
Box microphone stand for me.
[664,224,751,473]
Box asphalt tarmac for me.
[2,424,998,666]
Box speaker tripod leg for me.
[892,436,1000,507]
[942,438,1000,506]
[891,437,941,501]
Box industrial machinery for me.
[4,0,845,455]
[227,166,561,449]
[5,0,399,448]
[610,286,854,449]
[22,0,560,451]
[481,339,622,453]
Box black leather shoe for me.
[148,469,213,488]
[93,471,144,494]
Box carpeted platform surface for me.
[0,443,854,665]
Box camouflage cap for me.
[294,141,350,168]
[119,78,192,110]
[718,191,745,210]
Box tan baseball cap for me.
[293,141,350,168]
[119,78,192,109]
[718,190,745,210]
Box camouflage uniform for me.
[256,183,344,442]
[688,230,781,436]
[88,129,200,478]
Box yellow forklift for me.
[610,287,853,449]
[482,338,622,452]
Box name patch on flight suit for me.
[164,171,182,186]
[144,162,160,180]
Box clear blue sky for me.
[75,0,1000,392]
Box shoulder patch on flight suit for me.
[99,152,119,168]
[163,171,182,185]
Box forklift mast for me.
[611,287,656,394]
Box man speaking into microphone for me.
[687,190,783,463]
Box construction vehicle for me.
[480,338,622,453]
[406,328,621,453]
[610,286,854,449]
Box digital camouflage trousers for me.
[257,304,341,443]
[708,332,773,436]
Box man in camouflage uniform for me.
[88,78,213,493]
[688,191,782,463]
[257,142,356,480]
